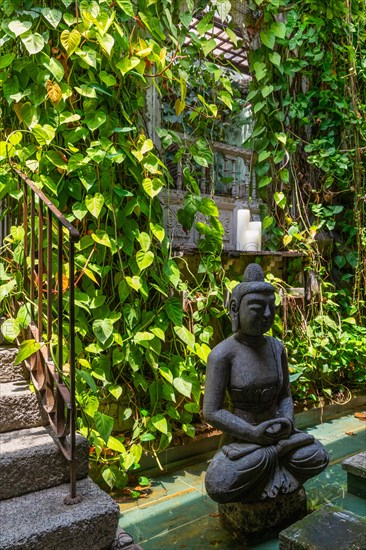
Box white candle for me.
[248,221,262,250]
[236,209,250,251]
[243,229,260,251]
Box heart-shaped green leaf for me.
[151,414,168,434]
[8,20,32,36]
[60,29,81,55]
[84,110,107,131]
[72,202,88,220]
[14,339,41,364]
[42,7,62,28]
[21,32,45,54]
[85,193,104,218]
[92,229,112,248]
[174,325,195,349]
[93,318,114,344]
[142,177,163,198]
[94,411,114,444]
[173,376,192,398]
[136,250,154,270]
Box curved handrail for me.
[7,167,80,502]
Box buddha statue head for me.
[230,264,276,335]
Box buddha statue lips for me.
[202,264,329,504]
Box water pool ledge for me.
[118,413,366,550]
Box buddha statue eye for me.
[248,307,267,317]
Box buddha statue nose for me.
[263,305,272,319]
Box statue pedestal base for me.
[218,487,307,541]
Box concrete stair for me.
[0,426,89,500]
[0,380,49,432]
[0,346,48,432]
[0,345,121,550]
[1,478,120,550]
[342,451,366,500]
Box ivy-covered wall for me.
[0,0,365,493]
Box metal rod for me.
[14,168,79,242]
[38,202,44,340]
[58,221,63,373]
[23,183,29,295]
[69,241,76,499]
[47,209,53,359]
[30,192,35,320]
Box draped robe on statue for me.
[203,335,328,504]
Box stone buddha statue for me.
[203,264,329,504]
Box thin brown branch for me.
[75,243,97,286]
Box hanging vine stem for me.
[345,0,365,321]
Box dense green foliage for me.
[0,0,365,491]
[0,0,238,491]
[245,0,365,307]
[243,0,366,404]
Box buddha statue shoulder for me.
[203,264,329,503]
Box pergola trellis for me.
[185,16,249,75]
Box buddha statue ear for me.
[230,298,239,332]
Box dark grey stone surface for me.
[219,487,307,537]
[0,426,90,500]
[342,451,366,499]
[346,472,366,500]
[342,451,366,478]
[0,477,120,550]
[0,346,26,382]
[203,264,328,505]
[279,504,366,549]
[0,381,48,432]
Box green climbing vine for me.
[0,0,242,492]
[244,0,365,313]
[0,0,365,493]
[243,0,366,402]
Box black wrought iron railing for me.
[1,167,80,503]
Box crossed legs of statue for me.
[205,435,329,504]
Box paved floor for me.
[118,414,366,549]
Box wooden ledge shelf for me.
[172,248,306,258]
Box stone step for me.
[0,346,26,383]
[342,451,366,499]
[0,426,90,500]
[0,477,120,550]
[279,504,366,550]
[0,381,49,432]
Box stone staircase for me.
[0,345,121,550]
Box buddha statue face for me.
[237,291,276,337]
[229,264,276,334]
